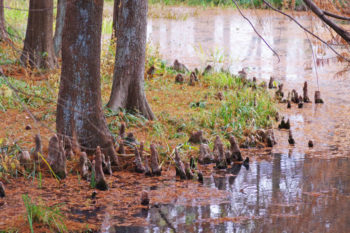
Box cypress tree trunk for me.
[107,0,155,120]
[56,0,119,166]
[0,0,7,41]
[112,0,120,40]
[53,0,66,56]
[21,0,56,69]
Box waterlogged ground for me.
[2,7,350,233]
[103,8,350,233]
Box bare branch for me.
[231,0,280,62]
[324,10,350,21]
[262,0,350,63]
[303,0,350,43]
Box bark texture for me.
[47,135,67,179]
[56,0,119,167]
[0,0,7,41]
[112,0,120,39]
[94,146,108,190]
[107,0,154,120]
[53,0,66,56]
[21,0,56,69]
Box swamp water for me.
[106,9,350,233]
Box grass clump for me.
[22,194,67,233]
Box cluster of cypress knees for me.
[272,77,323,147]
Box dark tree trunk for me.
[0,0,7,41]
[53,0,66,56]
[21,0,56,69]
[56,0,119,166]
[107,0,155,120]
[112,0,120,40]
[303,0,350,44]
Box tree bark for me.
[56,0,119,166]
[112,0,120,40]
[53,0,66,56]
[0,0,7,41]
[107,0,155,120]
[21,0,57,69]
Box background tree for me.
[21,0,56,69]
[0,0,7,41]
[53,0,66,56]
[112,0,120,40]
[56,0,118,166]
[107,0,155,120]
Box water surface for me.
[109,9,350,232]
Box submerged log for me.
[32,134,42,162]
[315,91,324,104]
[174,148,186,180]
[94,146,108,191]
[0,182,5,198]
[229,135,243,161]
[47,135,67,179]
[173,59,189,73]
[134,146,145,173]
[303,81,311,103]
[198,143,214,164]
[175,74,184,84]
[79,152,89,180]
[150,144,161,176]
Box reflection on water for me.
[147,9,350,156]
[107,9,350,232]
[109,154,350,232]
